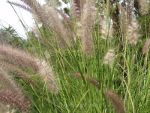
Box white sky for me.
[0,0,45,39]
[0,0,69,39]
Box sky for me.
[0,0,45,39]
[0,0,69,39]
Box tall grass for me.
[0,0,150,112]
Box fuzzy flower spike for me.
[0,44,59,93]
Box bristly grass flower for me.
[0,44,59,93]
[103,49,115,67]
[105,90,125,113]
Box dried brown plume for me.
[73,72,100,89]
[105,90,125,113]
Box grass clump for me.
[0,0,150,112]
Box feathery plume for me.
[0,44,58,93]
[86,78,100,89]
[10,0,73,47]
[0,61,34,85]
[105,90,125,113]
[46,0,59,7]
[73,72,100,89]
[0,45,40,70]
[0,69,30,112]
[99,15,114,39]
[142,38,150,55]
[137,0,150,15]
[8,1,32,12]
[35,59,59,92]
[118,3,140,45]
[71,0,81,19]
[79,0,97,56]
[126,17,140,45]
[20,0,40,10]
[118,3,129,38]
[71,0,86,17]
[103,49,115,67]
[79,0,86,10]
[0,68,21,93]
[0,103,16,113]
[39,4,73,46]
[0,90,30,112]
